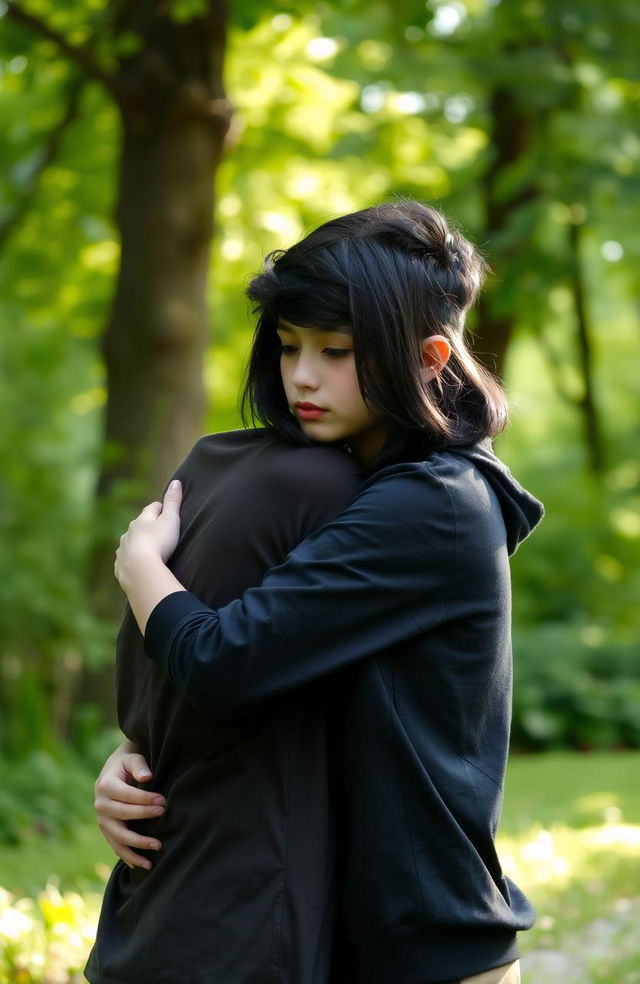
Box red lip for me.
[295,402,327,420]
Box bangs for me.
[248,253,351,332]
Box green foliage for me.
[501,316,639,750]
[0,0,638,755]
[0,731,120,846]
[512,627,640,750]
[0,753,92,846]
[168,0,209,23]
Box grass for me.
[500,751,640,983]
[1,751,640,983]
[502,751,640,833]
[0,820,112,898]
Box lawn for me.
[1,751,639,983]
[502,752,640,982]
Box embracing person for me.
[87,199,543,984]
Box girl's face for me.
[277,318,387,466]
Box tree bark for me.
[84,2,232,714]
[99,1,231,500]
[475,84,537,379]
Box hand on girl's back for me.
[94,741,166,870]
[115,480,183,587]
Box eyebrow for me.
[276,318,352,336]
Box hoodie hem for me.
[339,927,520,984]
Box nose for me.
[290,350,319,391]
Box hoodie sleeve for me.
[144,464,463,715]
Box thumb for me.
[125,754,153,782]
[163,479,182,514]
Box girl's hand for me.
[94,740,166,870]
[115,480,182,590]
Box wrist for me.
[117,545,165,593]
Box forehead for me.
[276,317,352,336]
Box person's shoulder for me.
[347,452,477,536]
[357,456,450,502]
[174,428,273,471]
[360,447,489,501]
[265,440,361,482]
[260,441,362,520]
[190,427,270,454]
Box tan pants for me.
[460,960,521,984]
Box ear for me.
[421,335,451,381]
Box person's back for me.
[86,428,361,984]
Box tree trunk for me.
[101,118,218,500]
[84,2,232,716]
[475,84,537,380]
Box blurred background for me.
[0,1,638,981]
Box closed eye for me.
[279,344,298,355]
[323,348,352,358]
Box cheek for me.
[343,366,368,410]
[280,363,299,407]
[279,360,291,391]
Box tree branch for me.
[4,2,119,98]
[534,328,580,408]
[568,220,604,473]
[0,76,85,252]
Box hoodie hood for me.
[449,440,544,555]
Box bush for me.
[0,730,120,846]
[512,625,640,750]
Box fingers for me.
[162,479,182,514]
[95,770,165,805]
[95,791,166,822]
[99,818,162,870]
[124,482,181,530]
[94,767,166,824]
[139,501,163,519]
[121,752,154,785]
[100,817,162,852]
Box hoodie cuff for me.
[144,591,210,669]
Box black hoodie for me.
[144,440,544,984]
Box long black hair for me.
[241,199,507,467]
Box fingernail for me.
[169,479,181,489]
[150,806,165,815]
[149,841,162,851]
[151,795,165,805]
[138,770,152,779]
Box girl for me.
[104,200,543,984]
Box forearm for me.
[143,488,446,716]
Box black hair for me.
[241,199,507,468]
